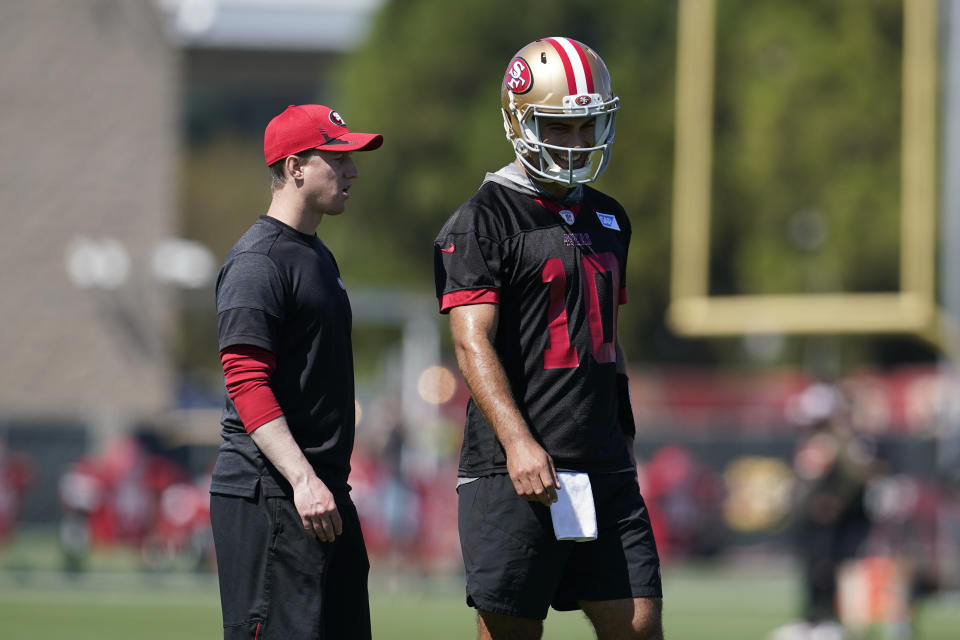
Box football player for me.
[434,37,665,639]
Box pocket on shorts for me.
[265,497,284,552]
[462,477,552,577]
[223,618,264,640]
[457,480,482,519]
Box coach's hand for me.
[293,475,343,542]
[248,418,343,542]
[506,436,561,505]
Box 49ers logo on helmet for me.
[329,110,347,127]
[575,95,592,106]
[504,57,532,94]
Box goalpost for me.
[667,0,952,356]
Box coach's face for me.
[301,151,359,215]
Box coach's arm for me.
[251,418,342,542]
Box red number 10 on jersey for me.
[541,252,620,369]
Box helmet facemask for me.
[506,96,618,185]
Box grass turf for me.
[1,530,958,639]
[1,563,959,639]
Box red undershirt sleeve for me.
[438,287,500,313]
[220,345,284,434]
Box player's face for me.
[538,116,597,170]
[301,151,359,215]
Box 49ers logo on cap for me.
[504,57,532,94]
[329,110,347,127]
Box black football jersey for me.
[434,180,633,476]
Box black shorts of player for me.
[458,471,662,620]
[210,488,371,640]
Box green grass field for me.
[1,532,958,639]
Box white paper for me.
[550,472,597,541]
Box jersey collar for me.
[533,197,582,222]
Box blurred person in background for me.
[0,440,32,544]
[770,382,879,640]
[211,104,382,639]
[57,432,204,571]
[434,37,664,640]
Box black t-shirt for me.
[434,180,633,477]
[213,215,355,497]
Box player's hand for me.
[292,475,342,542]
[505,436,560,505]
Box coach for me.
[210,104,382,639]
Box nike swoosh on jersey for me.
[440,243,455,253]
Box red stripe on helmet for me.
[544,37,577,95]
[569,40,595,93]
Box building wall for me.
[0,1,178,418]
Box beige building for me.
[0,1,178,424]
[0,0,387,523]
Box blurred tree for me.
[175,135,271,398]
[180,0,935,376]
[180,135,271,261]
[327,0,682,362]
[708,0,917,369]
[713,0,903,300]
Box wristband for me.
[617,373,636,438]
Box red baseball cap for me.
[263,104,383,165]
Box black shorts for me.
[210,488,371,640]
[458,471,662,620]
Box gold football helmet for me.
[501,37,620,185]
